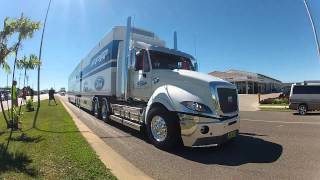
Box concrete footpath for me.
[59,98,152,180]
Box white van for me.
[289,83,320,115]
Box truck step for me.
[109,115,142,131]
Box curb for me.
[60,98,153,180]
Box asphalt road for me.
[60,96,320,180]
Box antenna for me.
[174,31,178,50]
[303,0,320,62]
[193,34,199,71]
[193,34,197,60]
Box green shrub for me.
[260,98,288,105]
[26,98,34,111]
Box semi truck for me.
[68,17,240,149]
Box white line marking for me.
[242,118,320,125]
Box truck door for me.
[131,50,152,100]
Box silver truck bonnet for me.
[154,69,238,117]
[174,69,229,84]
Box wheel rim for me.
[94,101,99,117]
[299,105,306,115]
[101,103,107,120]
[150,115,168,142]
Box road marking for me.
[242,118,320,125]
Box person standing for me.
[48,88,57,105]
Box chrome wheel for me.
[298,104,307,115]
[94,101,99,117]
[101,102,108,121]
[150,115,168,142]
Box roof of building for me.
[209,69,282,84]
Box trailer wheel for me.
[76,98,80,107]
[101,99,110,122]
[146,106,180,150]
[92,99,101,119]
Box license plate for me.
[227,131,237,139]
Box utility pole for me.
[303,0,320,61]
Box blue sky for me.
[0,0,319,90]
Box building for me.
[209,70,282,94]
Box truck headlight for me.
[181,101,212,113]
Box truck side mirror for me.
[129,49,136,70]
[135,50,143,71]
[194,62,198,71]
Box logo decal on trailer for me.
[137,80,147,87]
[95,77,105,90]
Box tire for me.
[101,99,110,122]
[298,104,308,115]
[92,99,101,119]
[146,106,181,150]
[75,98,79,107]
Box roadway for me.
[60,96,320,180]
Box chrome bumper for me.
[178,113,240,147]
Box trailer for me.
[68,17,240,149]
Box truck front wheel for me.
[101,99,110,122]
[146,106,181,150]
[92,100,101,119]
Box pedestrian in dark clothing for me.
[48,88,57,105]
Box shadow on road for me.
[0,144,37,177]
[173,135,282,166]
[293,112,320,116]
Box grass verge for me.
[259,107,293,112]
[0,99,116,180]
[259,104,289,106]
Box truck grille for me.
[217,88,238,114]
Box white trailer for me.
[68,17,240,149]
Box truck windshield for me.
[149,50,194,70]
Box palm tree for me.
[16,54,41,114]
[10,14,40,127]
[33,0,52,128]
[0,17,16,126]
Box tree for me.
[0,17,16,126]
[33,0,52,128]
[16,54,41,114]
[9,14,40,128]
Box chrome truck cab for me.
[127,43,240,148]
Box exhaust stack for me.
[174,31,177,50]
[117,16,131,100]
[123,16,131,100]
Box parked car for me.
[0,91,11,101]
[289,84,320,115]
